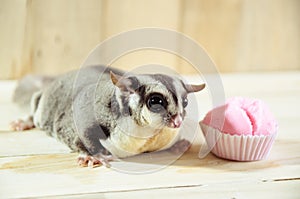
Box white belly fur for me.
[100,127,180,158]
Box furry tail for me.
[13,74,55,109]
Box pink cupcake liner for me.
[200,123,277,161]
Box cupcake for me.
[200,97,278,161]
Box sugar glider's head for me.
[110,71,205,129]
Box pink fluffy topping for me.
[202,97,278,136]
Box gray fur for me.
[18,65,204,158]
[13,74,55,111]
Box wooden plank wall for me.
[0,0,299,79]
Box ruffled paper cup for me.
[200,122,277,161]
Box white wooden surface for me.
[0,72,299,198]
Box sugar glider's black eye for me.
[147,94,167,113]
[182,97,188,108]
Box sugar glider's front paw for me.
[169,139,191,154]
[77,153,115,168]
[10,116,35,131]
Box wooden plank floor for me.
[0,72,299,198]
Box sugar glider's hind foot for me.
[10,116,35,131]
[169,139,191,154]
[77,153,115,168]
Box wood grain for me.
[1,0,299,79]
[27,0,104,76]
[0,0,27,79]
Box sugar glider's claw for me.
[94,153,114,168]
[78,155,101,168]
[169,139,191,154]
[10,116,35,131]
[77,153,115,168]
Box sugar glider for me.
[11,65,205,167]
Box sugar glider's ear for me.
[110,71,136,93]
[184,83,205,93]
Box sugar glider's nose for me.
[170,114,183,128]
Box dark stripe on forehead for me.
[136,85,146,104]
[127,76,141,90]
[150,74,178,105]
[127,76,147,104]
